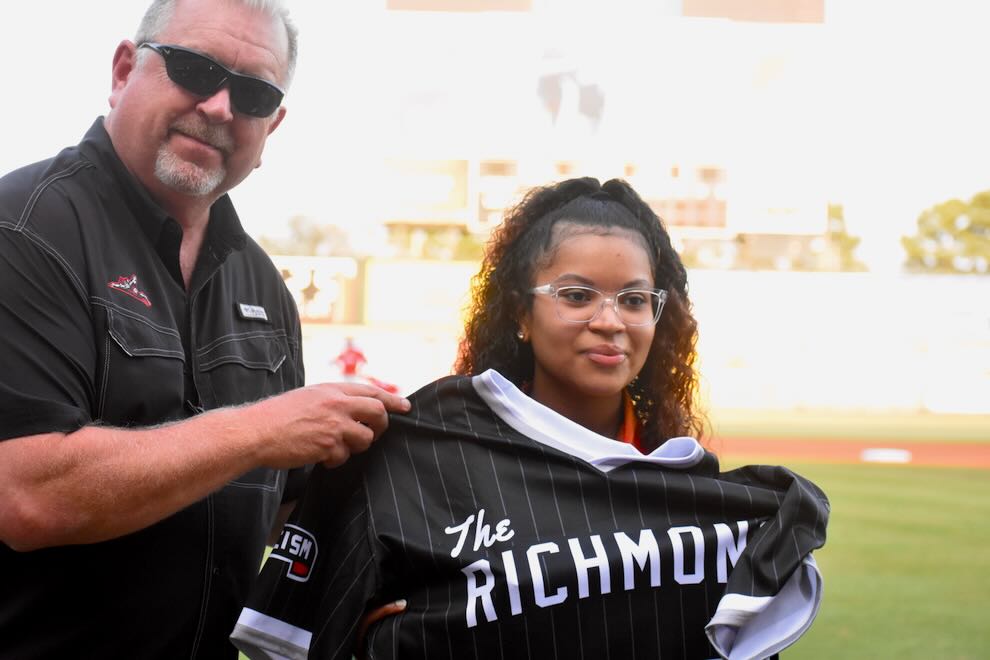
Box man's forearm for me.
[0,381,409,552]
[0,405,265,551]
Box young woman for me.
[455,176,704,450]
[232,178,829,660]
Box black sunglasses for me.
[138,42,284,118]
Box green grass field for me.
[711,409,990,443]
[716,459,990,659]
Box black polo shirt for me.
[0,118,306,659]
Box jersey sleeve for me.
[231,455,383,660]
[705,465,830,659]
[0,213,94,440]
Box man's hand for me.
[251,382,411,469]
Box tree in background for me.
[827,203,867,271]
[258,215,352,256]
[902,191,990,274]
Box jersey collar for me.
[472,369,705,473]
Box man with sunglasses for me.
[0,1,409,658]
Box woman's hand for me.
[355,599,407,658]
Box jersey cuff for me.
[230,607,312,660]
[705,554,823,659]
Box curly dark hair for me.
[454,177,706,449]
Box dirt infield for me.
[710,436,990,468]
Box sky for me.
[2,0,988,272]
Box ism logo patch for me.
[270,524,319,582]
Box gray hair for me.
[135,0,298,88]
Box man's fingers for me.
[335,390,409,439]
[320,382,410,413]
[345,419,376,452]
[320,420,376,468]
[357,414,388,441]
[377,391,411,413]
[320,451,349,469]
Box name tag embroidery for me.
[238,303,269,321]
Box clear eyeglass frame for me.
[529,283,668,326]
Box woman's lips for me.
[585,346,626,365]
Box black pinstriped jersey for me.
[232,370,829,660]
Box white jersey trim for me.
[705,554,823,660]
[472,369,706,473]
[230,607,312,660]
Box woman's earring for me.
[517,330,526,341]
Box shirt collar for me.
[76,117,248,256]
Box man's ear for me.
[108,40,138,109]
[254,106,287,169]
[267,105,287,136]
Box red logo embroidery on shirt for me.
[107,274,152,308]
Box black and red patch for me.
[270,524,319,583]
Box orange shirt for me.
[521,382,643,451]
[617,392,643,452]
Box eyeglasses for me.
[138,42,284,118]
[530,284,668,326]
